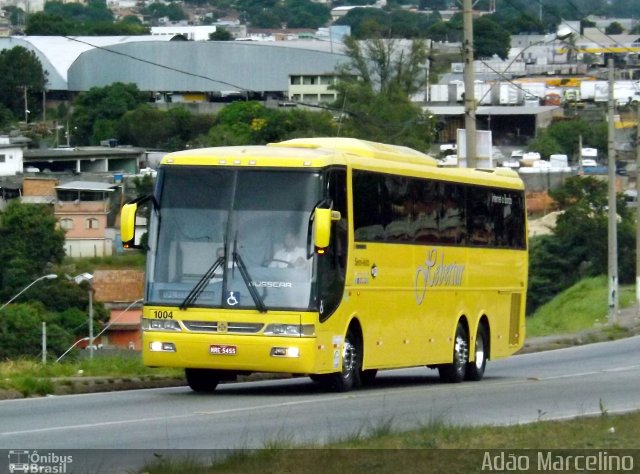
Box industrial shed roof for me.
[0,35,175,90]
[68,40,350,93]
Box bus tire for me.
[360,369,378,385]
[185,368,221,392]
[466,323,488,381]
[438,322,469,383]
[327,327,362,392]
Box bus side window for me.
[440,183,466,245]
[353,170,390,242]
[467,188,495,247]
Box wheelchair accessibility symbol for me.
[226,291,240,306]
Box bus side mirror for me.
[313,208,341,252]
[121,194,156,249]
[121,202,139,249]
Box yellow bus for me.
[121,137,527,392]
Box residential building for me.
[289,73,338,103]
[93,269,144,350]
[54,181,119,258]
[23,145,144,174]
[0,136,24,176]
[104,308,142,350]
[22,176,57,204]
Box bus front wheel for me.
[315,328,362,392]
[185,368,221,392]
[438,322,469,383]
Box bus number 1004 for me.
[153,310,173,319]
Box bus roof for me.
[160,138,523,190]
[269,137,438,166]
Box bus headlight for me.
[264,324,315,337]
[142,318,182,332]
[149,341,176,352]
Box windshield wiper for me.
[232,237,267,313]
[179,256,225,310]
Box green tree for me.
[605,21,624,35]
[527,176,635,314]
[0,201,65,302]
[426,20,462,43]
[419,0,448,9]
[608,0,640,17]
[141,2,186,23]
[117,105,214,150]
[70,83,148,145]
[25,12,76,35]
[203,101,336,146]
[3,6,26,27]
[0,46,47,119]
[0,303,73,359]
[209,28,233,41]
[283,0,331,29]
[331,36,436,152]
[473,16,510,60]
[26,6,148,36]
[85,21,150,35]
[0,104,14,128]
[336,7,439,39]
[44,0,113,22]
[528,119,607,163]
[118,105,172,148]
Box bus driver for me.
[269,232,307,268]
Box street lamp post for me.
[56,298,143,363]
[72,273,95,359]
[0,274,58,312]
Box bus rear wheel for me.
[466,324,488,381]
[185,368,221,392]
[438,323,469,383]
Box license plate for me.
[210,344,237,355]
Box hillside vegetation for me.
[527,276,635,337]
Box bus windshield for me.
[147,166,322,311]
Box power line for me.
[63,36,251,92]
[63,36,435,133]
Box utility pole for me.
[88,287,94,359]
[607,58,619,322]
[23,85,29,123]
[463,0,476,168]
[636,102,640,313]
[578,134,583,173]
[42,322,47,364]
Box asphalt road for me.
[1,336,639,472]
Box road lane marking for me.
[3,364,640,437]
[0,394,356,437]
[532,364,640,381]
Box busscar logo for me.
[8,450,73,473]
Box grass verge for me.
[139,410,640,473]
[0,354,182,397]
[526,276,635,337]
[59,253,146,274]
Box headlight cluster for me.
[142,318,182,331]
[263,324,315,337]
